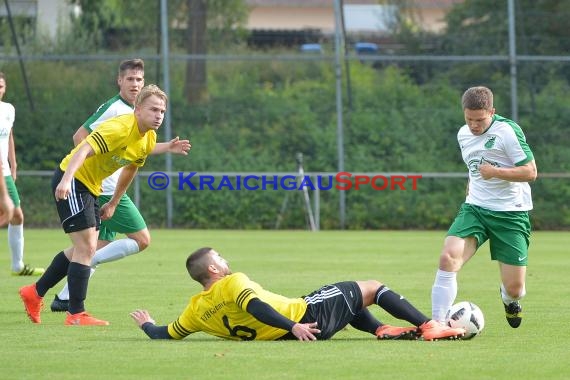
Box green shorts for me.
[98,194,147,241]
[447,203,531,266]
[5,175,21,208]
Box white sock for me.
[56,239,139,301]
[8,223,24,272]
[500,283,526,305]
[431,269,457,323]
[91,238,140,266]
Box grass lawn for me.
[1,229,568,380]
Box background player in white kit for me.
[0,72,44,276]
[50,59,190,311]
[430,86,537,329]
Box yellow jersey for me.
[59,114,156,196]
[168,272,308,340]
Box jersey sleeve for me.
[5,103,15,127]
[84,118,129,155]
[225,272,259,311]
[503,124,534,166]
[83,102,117,133]
[167,309,196,340]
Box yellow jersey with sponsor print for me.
[59,113,156,196]
[168,272,308,341]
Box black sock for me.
[67,262,91,315]
[35,251,70,297]
[349,308,382,334]
[375,285,430,326]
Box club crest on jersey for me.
[484,136,496,149]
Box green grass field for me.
[1,229,568,380]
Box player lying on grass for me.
[130,247,465,341]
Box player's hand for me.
[0,193,14,227]
[130,309,156,328]
[291,322,320,341]
[54,180,71,201]
[169,136,191,155]
[100,202,117,220]
[479,163,496,180]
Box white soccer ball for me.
[445,301,485,340]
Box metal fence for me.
[2,0,570,229]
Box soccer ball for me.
[445,301,485,340]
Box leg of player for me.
[359,280,465,341]
[431,236,477,323]
[499,263,526,328]
[52,194,150,311]
[64,227,108,325]
[6,177,44,276]
[51,229,149,311]
[92,229,149,264]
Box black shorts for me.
[52,167,100,234]
[281,281,363,340]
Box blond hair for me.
[135,84,167,108]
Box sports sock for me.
[349,308,382,334]
[431,269,457,323]
[90,238,140,266]
[500,283,526,304]
[55,239,139,301]
[35,251,70,297]
[57,267,95,301]
[67,262,91,315]
[375,286,429,326]
[8,223,24,272]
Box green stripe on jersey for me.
[83,94,132,132]
[493,114,534,166]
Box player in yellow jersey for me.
[19,84,167,326]
[130,247,466,341]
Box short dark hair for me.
[461,86,494,110]
[118,59,144,77]
[186,247,214,285]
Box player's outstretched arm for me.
[130,309,173,339]
[151,136,191,156]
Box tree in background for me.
[67,0,248,105]
[184,0,249,104]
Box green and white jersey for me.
[83,94,134,195]
[0,101,15,177]
[459,114,534,211]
